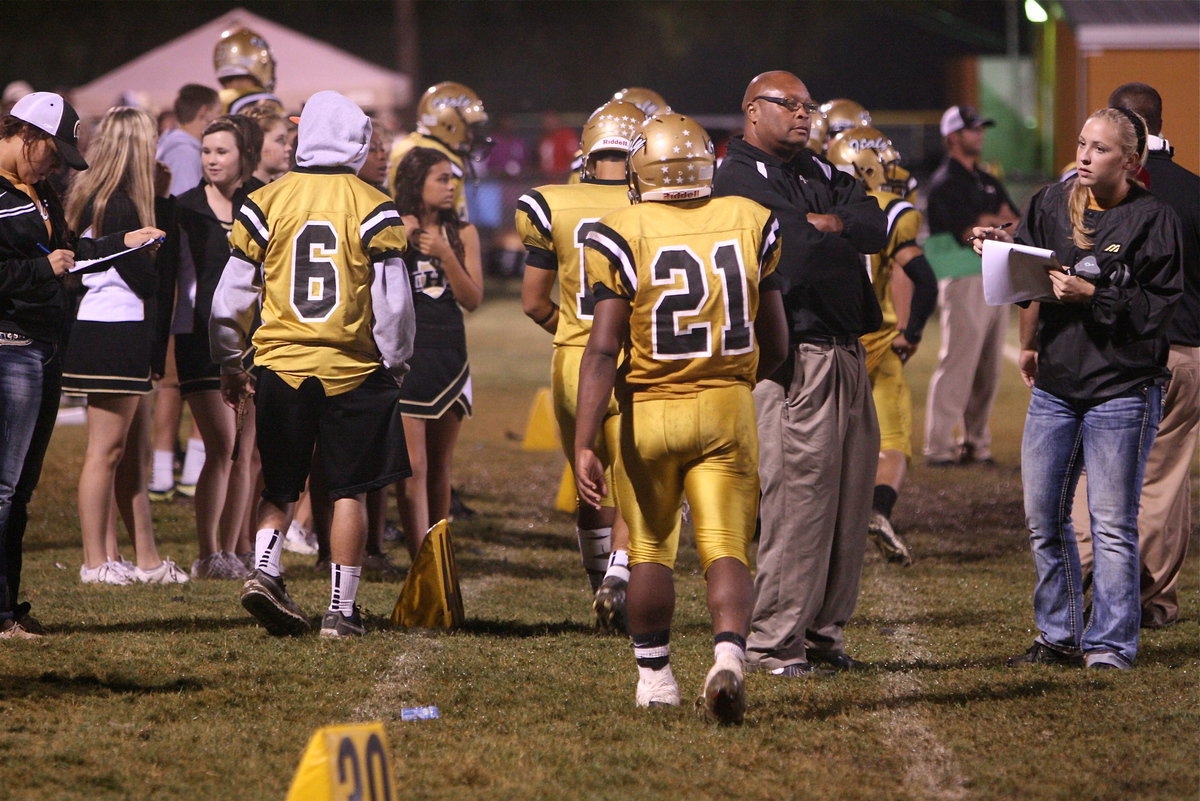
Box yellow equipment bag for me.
[391,519,464,628]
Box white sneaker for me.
[219,551,251,579]
[132,559,190,584]
[700,652,746,725]
[635,664,681,708]
[80,561,132,585]
[283,522,318,555]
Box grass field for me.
[3,288,1197,801]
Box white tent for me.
[71,7,411,118]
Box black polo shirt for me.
[927,157,1017,242]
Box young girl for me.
[392,147,483,558]
[172,116,261,579]
[63,107,186,584]
[244,108,292,184]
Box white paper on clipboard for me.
[69,237,162,273]
[981,239,1059,305]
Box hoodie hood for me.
[295,90,371,172]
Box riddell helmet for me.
[579,100,646,180]
[611,87,671,118]
[827,127,891,192]
[820,99,872,137]
[806,111,829,153]
[213,27,276,92]
[417,82,489,155]
[627,113,715,203]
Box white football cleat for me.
[635,664,681,708]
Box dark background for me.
[2,0,1028,116]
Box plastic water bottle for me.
[400,706,440,721]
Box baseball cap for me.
[8,92,88,170]
[940,105,995,138]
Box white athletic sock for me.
[604,549,630,583]
[180,438,205,486]
[329,563,362,616]
[150,450,175,492]
[714,640,746,666]
[577,527,612,591]
[254,529,284,577]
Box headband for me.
[1110,106,1146,160]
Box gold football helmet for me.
[806,110,829,153]
[627,113,714,203]
[579,100,646,180]
[611,87,671,118]
[820,99,872,137]
[826,129,889,192]
[213,26,276,91]
[417,82,489,155]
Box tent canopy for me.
[72,7,410,118]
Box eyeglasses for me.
[754,95,820,115]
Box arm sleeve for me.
[0,256,56,296]
[101,193,157,300]
[370,253,416,384]
[1089,207,1184,335]
[208,249,261,373]
[900,253,938,341]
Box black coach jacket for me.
[713,136,885,340]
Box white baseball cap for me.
[9,92,88,170]
[940,105,995,138]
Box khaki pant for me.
[923,275,1007,462]
[1073,345,1199,627]
[748,342,879,669]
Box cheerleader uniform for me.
[397,227,472,418]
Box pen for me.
[36,242,50,254]
[967,222,1014,242]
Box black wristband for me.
[534,303,559,327]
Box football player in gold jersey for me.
[576,114,788,724]
[213,26,284,115]
[516,99,645,631]
[827,127,937,566]
[211,91,415,638]
[386,82,488,220]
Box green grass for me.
[2,289,1196,801]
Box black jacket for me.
[1017,180,1183,402]
[713,136,885,340]
[0,175,127,343]
[1144,146,1199,346]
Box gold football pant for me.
[552,345,621,507]
[615,384,759,572]
[867,345,913,459]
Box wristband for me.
[534,303,559,327]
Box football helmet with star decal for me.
[213,26,276,91]
[611,87,671,118]
[579,100,646,180]
[626,113,715,203]
[820,99,872,138]
[417,81,490,155]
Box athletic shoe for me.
[320,606,367,638]
[12,603,46,636]
[241,569,310,636]
[237,552,254,571]
[449,488,476,521]
[868,512,912,566]
[1006,642,1084,668]
[80,561,133,585]
[175,482,196,499]
[635,665,681,708]
[767,662,814,677]
[700,652,745,725]
[191,553,230,580]
[283,522,318,555]
[808,650,868,671]
[592,576,627,634]
[382,522,403,543]
[217,552,250,579]
[132,559,190,584]
[147,485,175,502]
[0,617,42,640]
[361,552,401,576]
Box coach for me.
[713,70,886,675]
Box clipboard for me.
[981,239,1059,305]
[69,236,163,274]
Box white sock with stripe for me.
[604,549,630,583]
[254,529,284,577]
[329,563,362,616]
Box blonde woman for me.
[973,108,1183,670]
[63,107,186,584]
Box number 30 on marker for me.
[286,721,397,801]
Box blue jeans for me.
[1021,385,1161,667]
[0,337,61,617]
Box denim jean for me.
[0,337,61,617]
[1021,384,1161,667]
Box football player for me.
[213,26,284,115]
[386,82,489,220]
[610,87,671,118]
[211,90,415,638]
[827,126,938,566]
[576,114,788,724]
[516,99,645,631]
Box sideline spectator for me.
[0,93,163,637]
[922,105,1020,466]
[244,107,292,184]
[484,115,528,178]
[538,111,578,179]
[978,107,1182,670]
[62,107,187,585]
[156,84,221,197]
[713,71,887,675]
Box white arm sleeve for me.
[209,253,261,374]
[370,254,416,385]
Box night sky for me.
[2,0,1027,116]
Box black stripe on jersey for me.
[362,201,403,251]
[230,245,261,267]
[759,214,781,268]
[592,283,625,304]
[236,198,270,251]
[585,221,637,295]
[761,272,784,293]
[515,190,552,240]
[374,248,405,261]
[895,239,918,251]
[525,245,556,271]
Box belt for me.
[795,334,859,347]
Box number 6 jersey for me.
[212,169,413,396]
[584,196,781,400]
